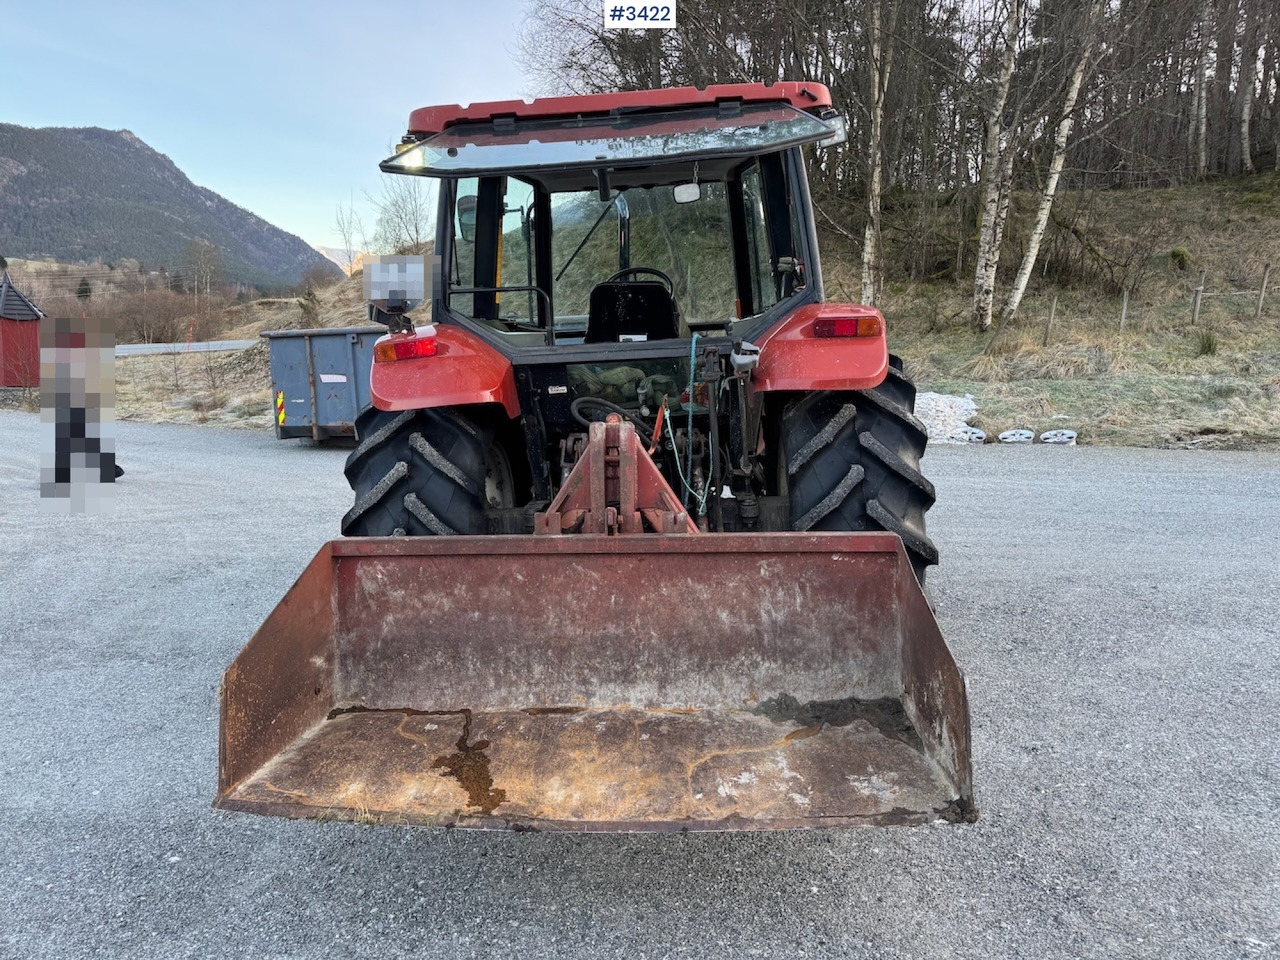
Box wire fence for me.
[1189,263,1274,324]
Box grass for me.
[55,269,1280,449]
[1195,329,1218,356]
[114,346,271,429]
[876,275,1280,449]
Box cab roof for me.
[406,82,833,137]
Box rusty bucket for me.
[216,533,974,831]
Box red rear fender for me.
[370,325,520,419]
[752,303,889,394]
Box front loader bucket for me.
[217,534,974,831]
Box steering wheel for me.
[606,266,674,295]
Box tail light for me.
[813,315,884,338]
[375,336,438,362]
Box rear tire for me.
[341,406,510,537]
[781,368,938,585]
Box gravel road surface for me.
[1,410,1276,959]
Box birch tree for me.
[860,0,900,305]
[1194,0,1211,176]
[971,0,1024,332]
[514,0,1278,306]
[185,240,221,313]
[1235,0,1261,174]
[1000,1,1101,323]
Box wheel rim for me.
[484,443,515,510]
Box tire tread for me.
[783,376,938,584]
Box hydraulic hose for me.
[569,396,652,433]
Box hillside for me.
[0,124,339,291]
[818,173,1280,448]
[5,175,1278,449]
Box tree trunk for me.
[1214,0,1240,173]
[971,0,1023,332]
[861,0,898,306]
[1001,4,1099,323]
[1237,0,1260,174]
[1195,1,1212,177]
[975,145,1016,329]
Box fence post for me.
[1258,263,1272,320]
[1043,295,1058,346]
[1191,271,1206,325]
[1120,287,1129,332]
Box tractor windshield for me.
[447,156,798,345]
[549,184,736,333]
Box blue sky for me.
[4,0,533,251]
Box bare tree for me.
[300,264,338,300]
[185,240,221,312]
[334,199,369,275]
[511,0,1278,313]
[1194,0,1212,176]
[1235,0,1262,174]
[370,176,435,255]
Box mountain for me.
[314,244,371,276]
[314,245,352,270]
[0,125,340,291]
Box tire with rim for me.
[781,366,938,584]
[341,406,510,537]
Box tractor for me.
[216,82,973,831]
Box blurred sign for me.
[364,255,428,315]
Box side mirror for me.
[457,194,478,244]
[673,183,701,204]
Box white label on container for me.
[319,373,348,383]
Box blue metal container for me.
[261,327,382,442]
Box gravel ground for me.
[1,410,1277,960]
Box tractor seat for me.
[584,281,681,343]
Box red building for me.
[0,270,43,387]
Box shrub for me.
[1170,247,1191,271]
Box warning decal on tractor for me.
[276,391,285,425]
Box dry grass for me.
[878,257,1280,448]
[103,270,1280,447]
[115,342,272,429]
[110,274,379,428]
[221,273,371,339]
